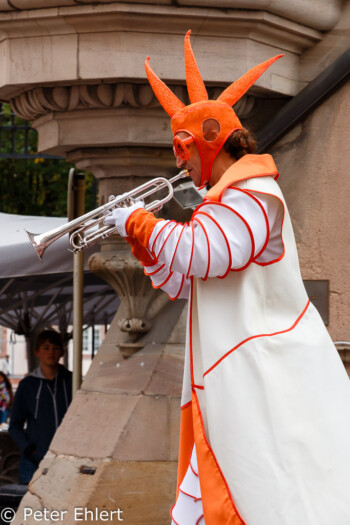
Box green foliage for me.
[0,104,97,217]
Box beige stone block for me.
[50,391,140,457]
[80,343,126,394]
[16,455,108,524]
[79,308,128,395]
[0,0,341,33]
[92,460,177,525]
[168,302,188,343]
[80,0,172,3]
[113,395,170,460]
[69,146,176,180]
[300,0,350,84]
[0,9,76,39]
[16,456,177,525]
[176,0,342,31]
[11,0,74,8]
[76,21,304,88]
[144,344,184,397]
[139,299,187,347]
[13,491,42,525]
[93,346,165,395]
[0,6,88,51]
[81,342,183,397]
[0,2,326,97]
[30,455,95,509]
[28,451,56,486]
[169,396,181,461]
[81,303,185,396]
[34,108,172,155]
[0,34,78,88]
[78,30,181,82]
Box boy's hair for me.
[34,330,64,352]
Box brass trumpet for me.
[27,170,189,261]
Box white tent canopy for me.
[0,212,119,336]
[0,212,92,277]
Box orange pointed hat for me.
[145,31,283,187]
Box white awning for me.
[0,213,119,332]
[0,212,95,278]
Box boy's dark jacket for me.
[9,364,72,463]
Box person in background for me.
[0,371,13,425]
[1,355,11,376]
[9,329,72,484]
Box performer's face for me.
[173,131,202,187]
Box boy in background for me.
[9,330,72,483]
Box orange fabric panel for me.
[192,390,245,525]
[125,208,163,248]
[125,237,158,266]
[184,30,208,104]
[205,154,278,203]
[217,55,283,107]
[176,401,195,497]
[145,56,185,117]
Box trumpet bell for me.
[26,231,46,261]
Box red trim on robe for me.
[203,299,311,377]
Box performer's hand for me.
[104,200,145,237]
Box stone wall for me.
[270,80,350,342]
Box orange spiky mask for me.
[145,31,283,188]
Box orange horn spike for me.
[184,30,208,103]
[217,54,284,107]
[145,57,185,117]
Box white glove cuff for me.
[104,200,145,237]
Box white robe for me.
[143,156,350,525]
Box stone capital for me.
[9,82,261,156]
[66,146,178,184]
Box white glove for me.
[104,200,145,237]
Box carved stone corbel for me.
[88,237,168,344]
[9,82,258,121]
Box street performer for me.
[105,31,350,525]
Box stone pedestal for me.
[14,298,188,524]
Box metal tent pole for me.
[67,168,85,397]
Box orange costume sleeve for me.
[125,208,163,249]
[124,208,164,265]
[125,237,158,266]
